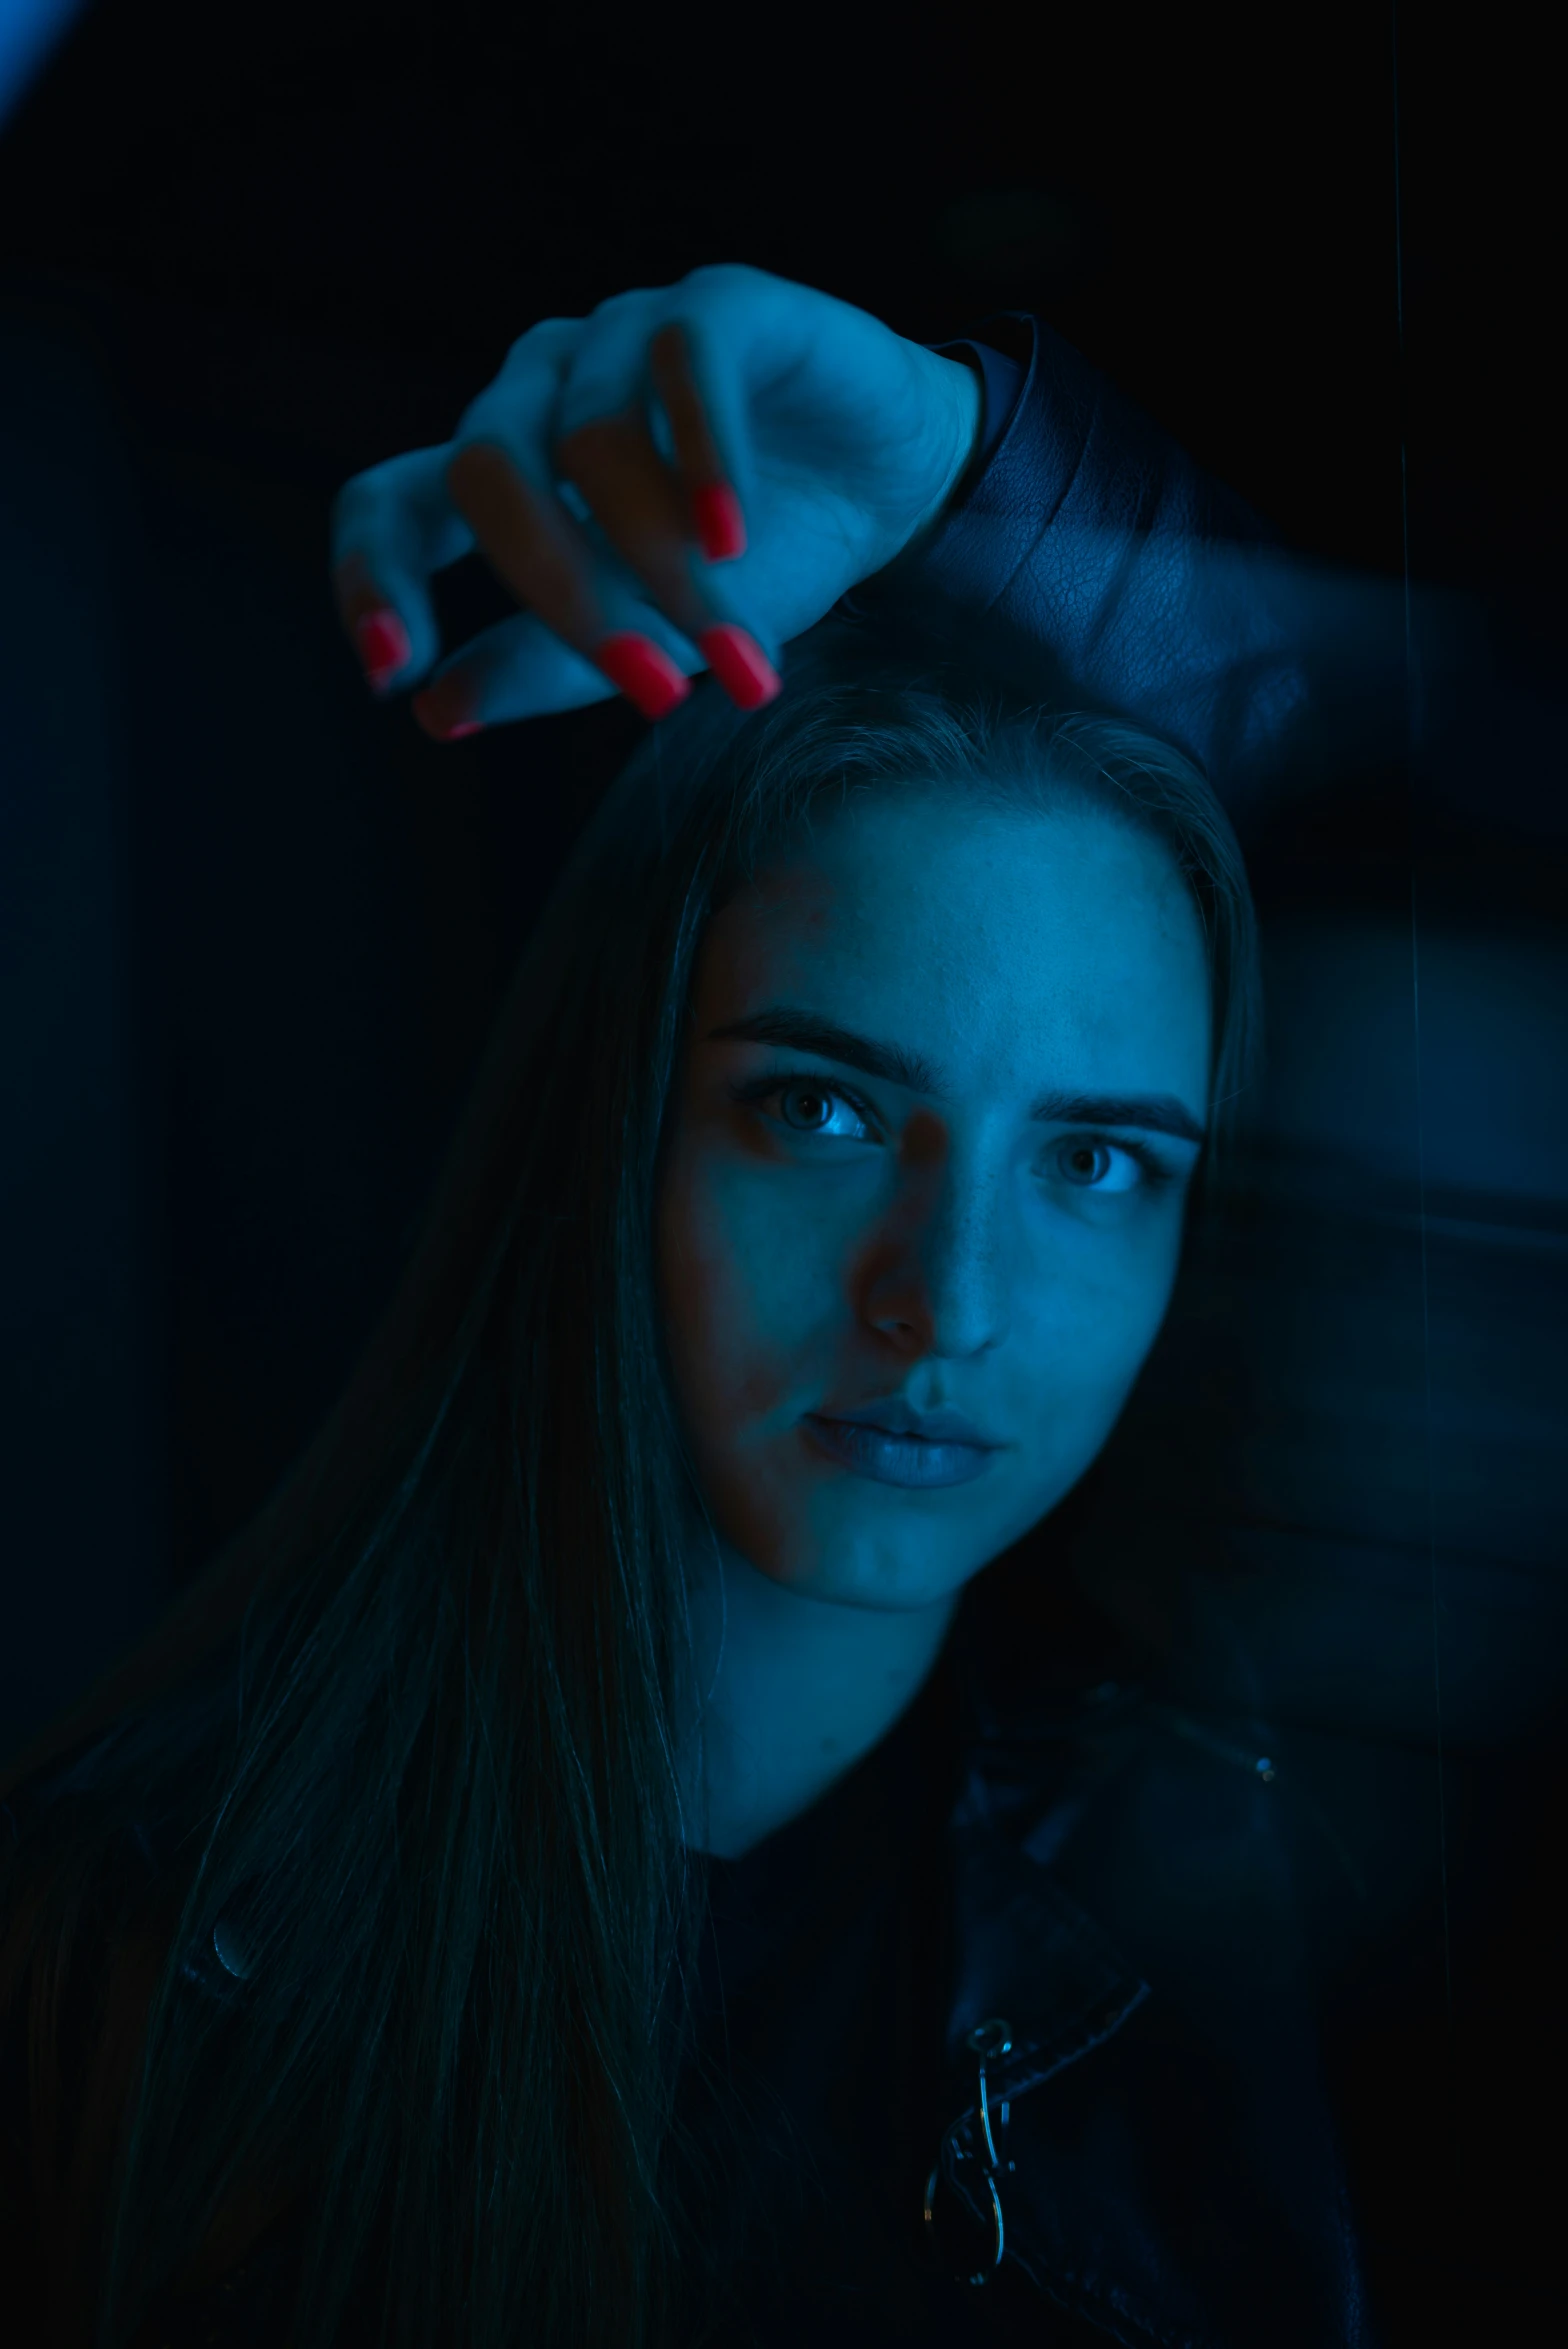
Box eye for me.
[1049,1137,1150,1193]
[730,1070,878,1142]
[773,1079,872,1139]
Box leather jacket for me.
[915,1583,1374,2349]
[860,307,1413,823]
[4,1580,1377,2349]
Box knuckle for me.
[503,314,581,360]
[335,447,432,520]
[449,404,518,471]
[588,286,650,325]
[681,259,761,301]
[331,466,387,521]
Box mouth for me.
[799,1414,1000,1490]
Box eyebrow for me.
[707,1007,1208,1145]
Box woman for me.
[0,268,1366,2348]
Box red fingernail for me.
[698,625,780,711]
[693,483,747,563]
[354,607,411,689]
[595,633,691,721]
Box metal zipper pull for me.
[922,2016,1014,2286]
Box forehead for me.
[697,789,1212,1098]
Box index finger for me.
[329,444,478,691]
[649,323,747,563]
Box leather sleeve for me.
[850,310,1414,822]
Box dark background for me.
[1,3,1563,2340]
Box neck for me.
[680,1536,961,1861]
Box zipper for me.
[922,2016,1016,2286]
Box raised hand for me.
[329,264,982,736]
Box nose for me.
[858,1115,1012,1361]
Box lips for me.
[814,1396,1001,1448]
[800,1402,1002,1490]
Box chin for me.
[703,1436,1060,1610]
[757,1521,981,1612]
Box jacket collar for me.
[930,1574,1376,2349]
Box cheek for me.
[1012,1217,1185,1475]
[656,1143,832,1437]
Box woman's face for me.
[655,785,1212,1611]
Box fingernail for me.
[354,607,411,690]
[595,633,692,722]
[692,483,747,563]
[698,625,780,711]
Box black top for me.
[665,1631,1110,2349]
[681,1635,962,2345]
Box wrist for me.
[898,349,985,561]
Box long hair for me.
[0,613,1261,2349]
